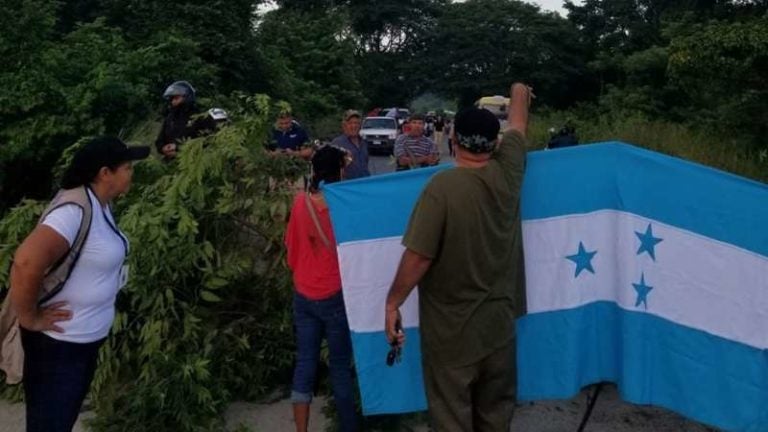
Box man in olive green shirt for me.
[385,83,533,432]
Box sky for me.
[529,0,573,14]
[259,0,578,16]
[453,0,577,15]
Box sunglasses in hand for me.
[386,319,403,367]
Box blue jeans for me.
[21,328,104,432]
[292,291,357,432]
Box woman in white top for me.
[9,136,148,432]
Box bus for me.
[475,95,509,130]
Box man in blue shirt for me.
[331,110,370,179]
[268,112,312,160]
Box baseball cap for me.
[454,108,500,154]
[342,109,361,121]
[75,137,150,166]
[61,136,150,189]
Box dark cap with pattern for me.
[454,108,500,154]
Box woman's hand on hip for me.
[20,301,72,333]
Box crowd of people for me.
[1,80,534,432]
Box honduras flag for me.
[324,142,768,431]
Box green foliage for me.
[426,0,590,108]
[0,95,305,431]
[595,45,688,121]
[276,0,447,53]
[94,0,264,93]
[275,0,448,107]
[350,0,445,107]
[0,0,57,61]
[255,8,366,120]
[668,18,768,148]
[347,0,447,53]
[564,0,662,56]
[0,6,214,212]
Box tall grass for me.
[530,114,767,184]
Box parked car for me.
[360,116,399,155]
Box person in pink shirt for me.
[284,145,358,432]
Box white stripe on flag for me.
[338,237,420,332]
[523,209,768,349]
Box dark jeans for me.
[292,291,358,432]
[21,328,104,432]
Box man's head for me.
[453,108,500,156]
[276,112,293,132]
[163,81,196,107]
[341,109,361,137]
[407,114,425,137]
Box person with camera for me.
[285,145,358,432]
[267,111,313,160]
[384,83,533,431]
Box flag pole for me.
[576,383,604,432]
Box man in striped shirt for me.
[394,114,439,171]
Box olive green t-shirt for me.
[402,130,527,367]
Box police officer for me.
[155,81,218,160]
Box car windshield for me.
[362,118,396,129]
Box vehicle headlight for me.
[389,133,397,139]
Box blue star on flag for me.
[632,273,654,309]
[635,223,663,261]
[566,241,597,278]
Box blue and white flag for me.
[324,142,768,431]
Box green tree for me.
[563,0,767,103]
[668,18,768,148]
[593,46,692,122]
[352,0,447,107]
[273,0,447,107]
[91,0,266,94]
[425,0,590,108]
[255,8,366,120]
[0,7,213,212]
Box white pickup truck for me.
[360,116,399,155]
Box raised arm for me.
[507,83,534,137]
